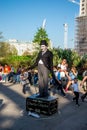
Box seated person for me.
[58,59,68,89]
[65,66,78,92]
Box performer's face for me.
[41,45,47,52]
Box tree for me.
[22,49,31,56]
[9,44,18,55]
[51,48,81,68]
[80,54,87,68]
[0,42,17,57]
[32,27,50,46]
[71,50,81,67]
[52,47,62,66]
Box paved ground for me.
[0,81,87,130]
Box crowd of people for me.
[0,59,87,106]
[0,40,87,107]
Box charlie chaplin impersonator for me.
[29,40,54,97]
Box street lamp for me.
[63,23,68,49]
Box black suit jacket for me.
[30,49,53,71]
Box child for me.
[72,78,80,106]
[20,68,29,94]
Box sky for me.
[0,0,80,49]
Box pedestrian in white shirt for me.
[72,78,80,106]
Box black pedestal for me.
[26,94,58,115]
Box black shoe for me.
[62,92,66,97]
[37,93,49,98]
[63,94,66,97]
[76,103,80,107]
[48,88,51,91]
[81,96,84,102]
[43,94,49,98]
[36,95,43,98]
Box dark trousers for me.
[38,63,49,97]
[22,84,26,94]
[8,72,14,81]
[55,80,66,96]
[73,91,79,104]
[81,92,87,99]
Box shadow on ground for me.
[0,82,87,130]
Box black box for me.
[26,94,58,115]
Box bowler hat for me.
[40,40,48,46]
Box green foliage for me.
[79,54,87,68]
[0,45,85,74]
[0,31,85,72]
[52,48,81,68]
[52,48,61,65]
[22,50,31,56]
[0,42,17,57]
[78,75,83,81]
[71,50,81,67]
[0,55,32,68]
[33,27,50,45]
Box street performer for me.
[29,40,54,98]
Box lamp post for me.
[63,23,68,49]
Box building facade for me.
[8,39,36,55]
[75,0,87,55]
[80,0,87,16]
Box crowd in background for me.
[0,58,87,106]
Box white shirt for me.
[58,64,67,78]
[72,83,79,92]
[38,59,43,64]
[61,64,67,70]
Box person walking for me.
[72,78,80,106]
[29,40,53,98]
[54,66,66,96]
[80,76,87,102]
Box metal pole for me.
[63,23,68,49]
